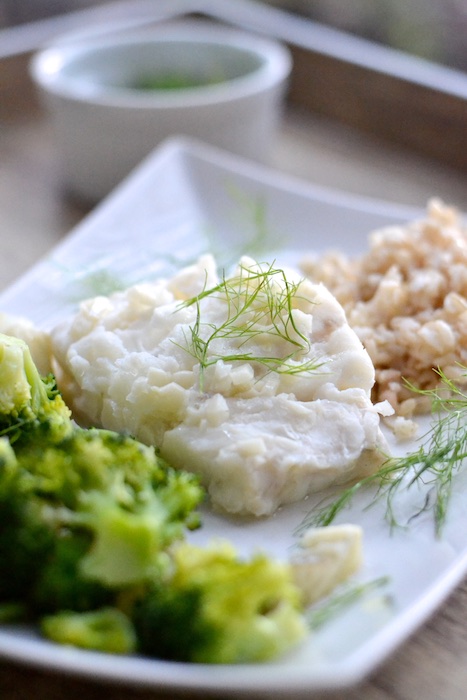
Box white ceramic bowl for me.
[30,22,292,202]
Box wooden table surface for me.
[3,58,467,700]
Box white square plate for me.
[0,136,465,697]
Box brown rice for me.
[300,199,467,422]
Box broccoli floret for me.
[3,429,306,664]
[42,608,137,654]
[0,438,56,605]
[0,333,71,446]
[33,531,113,614]
[13,428,203,588]
[0,436,111,613]
[0,340,308,665]
[132,541,307,664]
[130,582,214,662]
[0,426,204,618]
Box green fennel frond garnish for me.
[299,368,467,537]
[307,576,391,630]
[175,262,323,390]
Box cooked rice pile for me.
[300,199,467,420]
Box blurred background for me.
[0,1,95,26]
[266,0,467,72]
[2,0,467,224]
[1,0,467,72]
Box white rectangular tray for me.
[0,136,465,697]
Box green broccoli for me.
[0,437,56,605]
[0,434,114,613]
[15,429,202,587]
[2,427,307,664]
[32,530,113,615]
[0,333,309,665]
[42,608,137,655]
[0,426,204,617]
[40,539,307,663]
[131,541,308,664]
[0,332,71,446]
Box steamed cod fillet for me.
[51,256,392,516]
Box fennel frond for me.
[300,368,467,537]
[307,576,391,630]
[175,262,323,389]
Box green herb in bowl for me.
[135,72,224,91]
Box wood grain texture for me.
[287,44,467,172]
[0,52,40,121]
